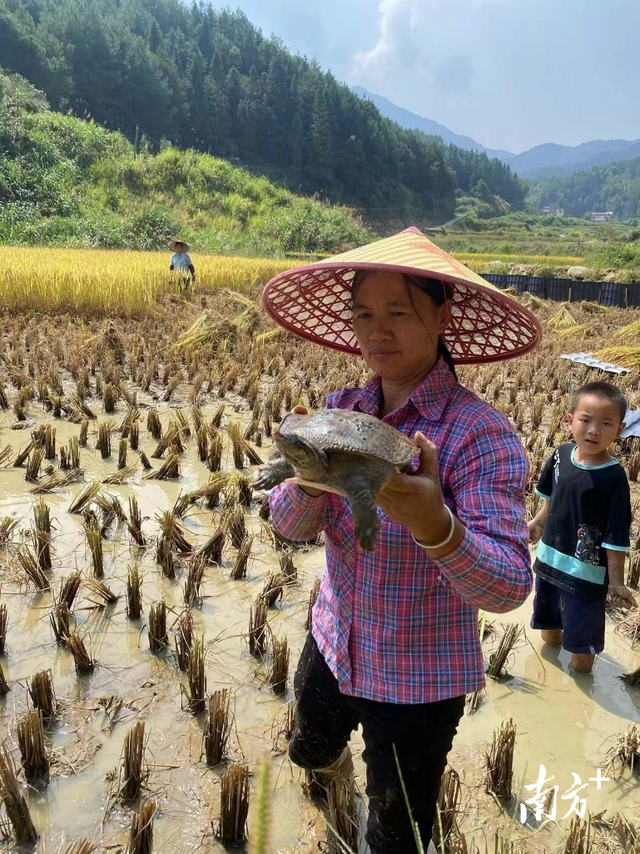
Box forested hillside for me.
[529,158,640,220]
[0,69,370,252]
[0,0,526,222]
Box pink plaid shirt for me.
[269,358,532,704]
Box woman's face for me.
[352,271,449,383]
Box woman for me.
[262,228,541,854]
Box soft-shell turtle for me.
[252,410,420,551]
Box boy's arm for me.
[528,498,549,544]
[607,549,637,609]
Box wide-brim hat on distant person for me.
[169,238,190,252]
[261,226,541,364]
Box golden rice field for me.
[0,249,638,852]
[0,247,295,316]
[0,247,590,319]
[455,253,585,271]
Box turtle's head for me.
[273,431,328,481]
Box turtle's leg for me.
[339,463,391,552]
[252,453,295,490]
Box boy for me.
[529,381,636,674]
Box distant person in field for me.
[169,239,195,293]
[529,381,636,674]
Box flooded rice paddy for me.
[0,298,638,853]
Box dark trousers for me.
[289,633,466,854]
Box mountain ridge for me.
[354,87,640,180]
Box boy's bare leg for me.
[569,653,595,674]
[541,629,563,646]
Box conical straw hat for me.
[169,238,190,252]
[262,227,541,364]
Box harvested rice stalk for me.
[230,535,253,581]
[592,347,640,371]
[44,425,56,460]
[204,689,231,767]
[151,422,181,458]
[207,431,223,472]
[127,496,146,547]
[0,603,6,655]
[615,611,640,645]
[17,709,50,783]
[280,551,297,584]
[563,815,592,854]
[627,552,640,588]
[603,724,640,779]
[118,438,127,469]
[13,441,33,468]
[465,690,485,715]
[66,632,95,673]
[228,422,246,469]
[29,471,65,493]
[84,517,103,578]
[25,447,43,482]
[261,572,285,608]
[485,718,517,801]
[258,495,271,521]
[0,517,17,545]
[327,776,359,854]
[433,766,464,854]
[0,742,38,844]
[549,306,577,328]
[32,499,52,571]
[139,451,152,470]
[79,419,89,446]
[50,603,71,644]
[69,480,101,514]
[0,445,12,467]
[306,579,321,631]
[187,635,206,713]
[228,507,246,550]
[143,452,179,480]
[486,624,524,678]
[184,556,205,609]
[85,578,118,606]
[628,452,640,483]
[120,722,147,801]
[146,409,162,440]
[28,670,56,723]
[217,764,250,846]
[130,421,139,450]
[128,799,156,854]
[225,473,253,508]
[103,462,137,485]
[269,636,289,696]
[211,404,226,428]
[127,564,143,619]
[174,611,193,671]
[249,598,269,657]
[148,601,168,652]
[64,840,95,854]
[198,526,226,565]
[0,666,9,697]
[17,543,50,590]
[96,423,111,459]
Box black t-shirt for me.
[533,443,631,600]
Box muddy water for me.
[0,407,639,853]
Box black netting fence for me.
[483,274,640,309]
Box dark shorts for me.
[530,575,605,655]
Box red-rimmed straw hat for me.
[262,227,541,364]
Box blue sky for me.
[209,0,640,154]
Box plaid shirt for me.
[269,358,532,704]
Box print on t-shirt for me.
[575,525,601,566]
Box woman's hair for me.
[351,270,457,378]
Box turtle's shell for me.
[276,410,419,466]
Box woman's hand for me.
[376,432,458,549]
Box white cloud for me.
[353,0,434,78]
